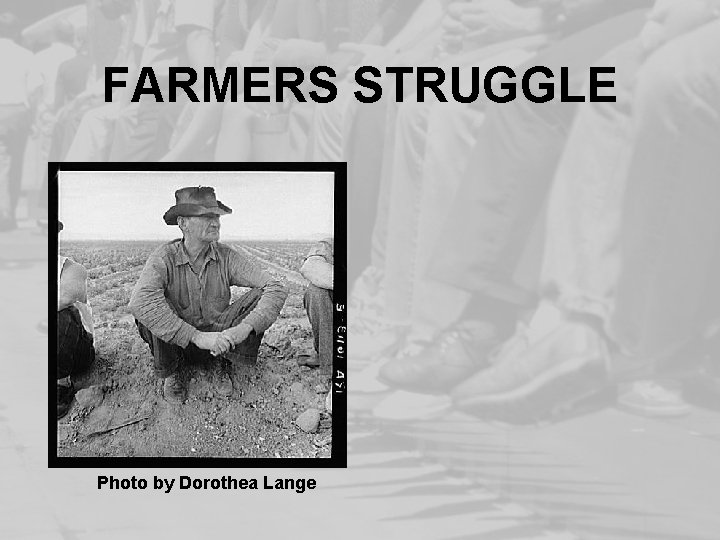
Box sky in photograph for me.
[58,171,334,241]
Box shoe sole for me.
[453,355,607,422]
[616,402,691,418]
[377,368,473,395]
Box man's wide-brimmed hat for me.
[163,186,232,225]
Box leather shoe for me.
[377,321,498,395]
[163,372,186,404]
[215,364,234,397]
[451,321,609,421]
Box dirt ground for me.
[57,241,332,459]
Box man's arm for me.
[301,256,334,290]
[222,248,289,344]
[58,260,88,311]
[128,251,199,348]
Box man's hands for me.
[191,322,254,357]
[191,331,233,357]
[221,322,254,350]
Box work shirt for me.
[302,238,334,290]
[129,239,288,348]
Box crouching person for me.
[129,187,288,404]
[300,238,334,412]
[58,221,95,419]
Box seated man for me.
[300,238,334,412]
[129,187,288,404]
[57,220,95,419]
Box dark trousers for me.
[304,284,333,376]
[57,306,95,379]
[346,100,390,285]
[136,288,264,378]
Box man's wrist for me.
[225,322,254,345]
[190,329,202,345]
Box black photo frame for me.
[50,161,347,469]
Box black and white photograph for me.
[2,0,720,537]
[50,162,346,467]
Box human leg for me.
[0,105,29,228]
[304,284,334,377]
[213,100,254,162]
[210,287,264,365]
[57,306,95,380]
[135,319,187,403]
[429,10,647,302]
[65,102,121,162]
[609,20,720,362]
[57,306,95,418]
[449,20,720,420]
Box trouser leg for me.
[136,319,184,378]
[346,98,388,284]
[304,284,333,377]
[136,289,266,374]
[541,39,643,323]
[609,20,720,361]
[428,11,647,302]
[210,288,264,364]
[0,105,29,222]
[57,306,95,379]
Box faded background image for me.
[2,0,720,538]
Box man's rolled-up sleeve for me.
[129,252,197,348]
[227,249,288,334]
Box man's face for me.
[182,214,221,244]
